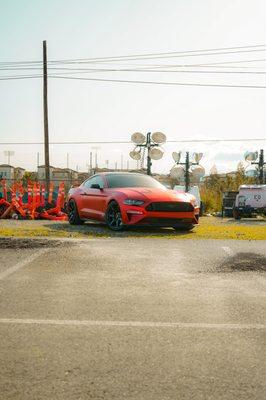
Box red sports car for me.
[67,172,199,231]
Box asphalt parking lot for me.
[0,238,265,400]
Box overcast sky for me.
[0,0,265,174]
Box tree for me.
[200,166,255,213]
[22,171,37,186]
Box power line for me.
[1,43,266,66]
[2,61,266,71]
[46,67,266,75]
[48,48,266,65]
[139,59,266,70]
[0,138,265,145]
[167,58,266,68]
[2,66,266,74]
[0,75,42,80]
[50,75,266,89]
[48,46,266,63]
[1,73,266,88]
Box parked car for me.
[233,185,266,219]
[174,185,204,216]
[67,172,199,231]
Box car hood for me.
[115,187,193,203]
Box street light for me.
[4,151,15,165]
[244,150,265,183]
[170,151,204,192]
[91,146,100,169]
[130,132,166,175]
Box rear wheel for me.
[233,209,241,220]
[173,224,194,232]
[106,201,124,231]
[68,199,84,225]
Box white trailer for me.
[233,185,266,219]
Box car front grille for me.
[146,201,194,212]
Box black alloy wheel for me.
[68,199,84,225]
[105,201,124,231]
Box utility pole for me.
[66,153,69,169]
[37,152,40,168]
[43,40,50,193]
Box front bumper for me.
[121,205,199,226]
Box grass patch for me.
[0,217,265,240]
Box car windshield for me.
[106,174,166,189]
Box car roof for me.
[93,172,146,176]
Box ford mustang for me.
[67,172,199,231]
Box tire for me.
[68,199,84,225]
[172,224,194,232]
[105,201,124,231]
[233,209,241,220]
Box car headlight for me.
[123,199,144,206]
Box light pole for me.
[4,151,15,165]
[255,149,265,184]
[244,149,265,184]
[171,152,203,192]
[130,132,166,175]
[92,146,100,169]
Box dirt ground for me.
[0,216,265,240]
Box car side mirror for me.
[91,183,102,190]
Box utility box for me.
[222,191,238,217]
[234,185,266,219]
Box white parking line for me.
[0,248,50,281]
[222,246,234,256]
[0,318,264,330]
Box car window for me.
[106,173,166,189]
[84,175,104,189]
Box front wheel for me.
[105,201,124,231]
[68,199,84,225]
[173,224,194,232]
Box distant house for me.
[52,168,78,182]
[14,167,25,181]
[0,164,15,183]
[37,165,55,181]
[37,165,79,188]
[77,172,90,182]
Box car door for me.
[80,175,107,220]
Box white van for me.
[234,185,266,219]
[174,185,203,215]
